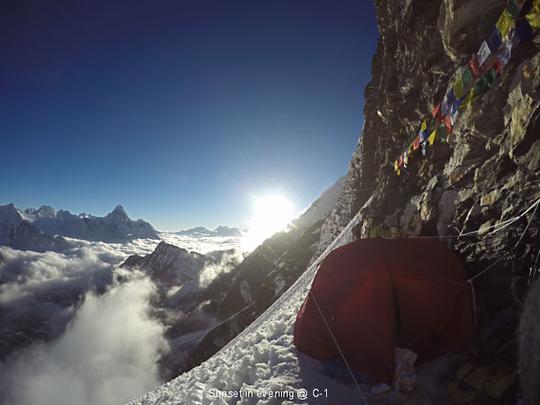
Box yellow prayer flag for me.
[526,0,540,30]
[420,119,427,132]
[394,160,399,172]
[428,129,437,146]
[496,9,514,38]
[453,76,464,99]
[459,89,475,110]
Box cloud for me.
[198,249,245,288]
[0,233,242,405]
[0,247,114,303]
[159,232,243,254]
[1,278,168,405]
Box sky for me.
[0,0,378,231]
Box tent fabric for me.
[294,238,474,385]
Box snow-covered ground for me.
[128,208,454,405]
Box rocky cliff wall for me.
[320,0,539,292]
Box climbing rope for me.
[404,195,540,240]
[468,195,540,282]
[310,290,370,405]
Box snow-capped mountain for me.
[120,242,243,379]
[122,241,212,288]
[16,204,158,243]
[0,204,70,252]
[175,226,243,238]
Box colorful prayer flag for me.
[428,129,437,146]
[420,129,429,143]
[413,136,420,150]
[474,68,498,96]
[431,104,442,121]
[487,28,502,53]
[468,56,482,79]
[459,88,476,111]
[494,34,514,73]
[450,98,461,125]
[516,18,534,42]
[441,90,457,117]
[453,75,464,99]
[477,41,492,66]
[507,0,520,18]
[444,115,453,134]
[438,122,449,142]
[496,8,514,38]
[526,0,540,31]
[461,66,475,94]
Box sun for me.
[242,194,296,251]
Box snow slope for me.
[291,177,345,233]
[129,201,453,405]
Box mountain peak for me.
[113,204,126,214]
[107,204,129,221]
[36,205,56,218]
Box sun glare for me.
[242,194,296,251]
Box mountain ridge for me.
[0,203,159,251]
[175,225,244,238]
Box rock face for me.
[520,277,540,405]
[314,0,539,399]
[122,241,211,287]
[0,204,70,252]
[120,242,243,379]
[23,204,159,242]
[121,241,231,311]
[320,0,539,283]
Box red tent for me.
[294,238,474,384]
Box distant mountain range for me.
[0,203,158,251]
[175,225,244,238]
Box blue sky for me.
[0,0,378,231]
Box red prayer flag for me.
[468,56,482,79]
[444,115,453,134]
[413,136,420,150]
[431,104,441,120]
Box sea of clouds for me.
[0,233,244,405]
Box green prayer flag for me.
[461,67,475,94]
[507,0,520,17]
[474,69,497,97]
[438,122,449,141]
